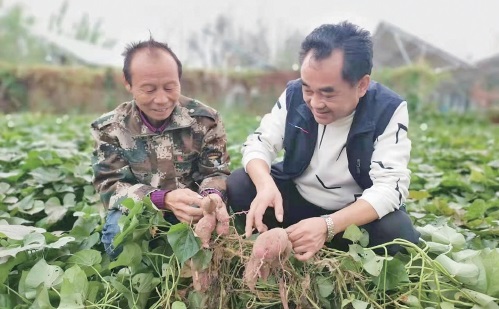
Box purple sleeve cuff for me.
[199,188,225,201]
[151,190,169,209]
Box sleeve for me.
[359,101,411,218]
[196,112,231,201]
[91,124,158,211]
[241,90,288,170]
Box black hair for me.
[122,36,182,86]
[299,21,373,85]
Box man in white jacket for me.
[227,21,420,261]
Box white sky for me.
[5,0,499,63]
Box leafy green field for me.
[0,110,498,308]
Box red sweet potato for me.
[252,228,292,262]
[190,259,212,292]
[215,205,230,236]
[194,213,216,248]
[244,228,292,290]
[201,195,217,214]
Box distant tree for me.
[0,3,46,63]
[274,29,305,70]
[186,14,272,69]
[48,0,117,48]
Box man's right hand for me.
[164,188,204,224]
[244,159,285,238]
[245,183,284,238]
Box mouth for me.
[152,108,168,113]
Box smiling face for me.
[125,48,181,126]
[300,49,370,125]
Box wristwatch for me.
[320,215,335,242]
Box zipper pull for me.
[356,159,361,174]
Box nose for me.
[309,93,325,109]
[153,90,169,104]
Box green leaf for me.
[167,223,201,264]
[172,301,187,309]
[0,251,27,283]
[317,276,334,298]
[131,273,160,293]
[29,167,64,184]
[46,236,75,249]
[0,243,42,264]
[188,291,206,309]
[57,265,88,309]
[480,249,499,297]
[435,254,479,286]
[373,258,409,291]
[108,242,142,270]
[343,225,363,243]
[31,285,55,309]
[113,214,139,248]
[409,190,431,200]
[43,197,67,225]
[417,224,466,249]
[351,299,369,309]
[63,193,76,207]
[24,259,64,299]
[191,249,213,270]
[0,225,45,240]
[458,288,498,307]
[109,277,134,308]
[0,183,10,194]
[67,249,102,267]
[440,302,455,309]
[362,255,385,277]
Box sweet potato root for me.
[215,205,230,236]
[194,213,216,248]
[252,228,292,262]
[201,195,217,214]
[195,194,231,248]
[190,259,212,292]
[244,228,292,290]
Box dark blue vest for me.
[271,79,404,190]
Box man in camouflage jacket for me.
[91,38,230,258]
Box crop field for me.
[0,110,498,308]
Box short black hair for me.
[299,21,373,86]
[122,36,182,86]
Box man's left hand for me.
[285,217,328,261]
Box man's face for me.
[126,48,181,126]
[300,50,370,125]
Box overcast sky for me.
[6,0,499,63]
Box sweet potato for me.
[190,259,212,292]
[194,213,216,248]
[201,195,217,214]
[215,205,230,236]
[252,228,292,262]
[244,228,292,290]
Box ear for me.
[357,74,371,97]
[122,73,132,93]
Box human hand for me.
[285,217,327,261]
[164,188,204,223]
[245,184,283,238]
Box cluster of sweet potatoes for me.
[194,195,230,248]
[190,195,230,292]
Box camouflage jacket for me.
[91,96,230,211]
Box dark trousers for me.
[227,167,420,255]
